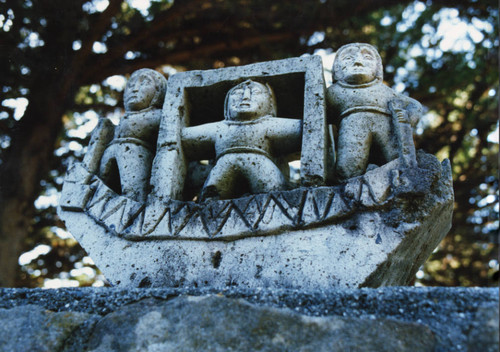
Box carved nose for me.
[354,53,365,66]
[242,88,251,100]
[354,60,363,67]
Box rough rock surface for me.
[0,305,96,352]
[0,287,497,352]
[85,296,436,352]
[467,303,500,352]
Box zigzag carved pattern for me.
[71,161,397,241]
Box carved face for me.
[124,74,157,111]
[335,45,379,84]
[225,80,274,121]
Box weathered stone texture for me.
[0,287,497,352]
[85,296,436,352]
[467,304,500,352]
[0,305,96,352]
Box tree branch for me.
[82,31,296,83]
[85,0,205,77]
[59,0,124,98]
[71,103,120,113]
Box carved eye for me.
[361,50,374,59]
[137,77,153,88]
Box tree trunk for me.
[0,202,30,287]
[0,0,122,287]
[0,92,67,287]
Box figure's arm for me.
[181,122,217,160]
[388,98,418,168]
[266,117,302,155]
[83,118,115,174]
[326,85,342,126]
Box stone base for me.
[0,287,497,352]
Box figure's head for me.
[224,80,277,121]
[332,43,383,85]
[124,68,167,112]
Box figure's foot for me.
[200,185,221,202]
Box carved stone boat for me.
[59,152,453,289]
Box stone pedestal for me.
[0,287,497,352]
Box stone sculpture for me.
[59,50,453,290]
[89,69,167,201]
[327,43,421,180]
[181,79,302,200]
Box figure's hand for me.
[388,100,410,124]
[396,110,409,123]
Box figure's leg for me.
[99,145,118,185]
[335,114,372,180]
[373,115,399,164]
[115,144,153,202]
[201,155,239,200]
[243,154,287,193]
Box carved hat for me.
[332,43,383,83]
[126,68,168,109]
[224,79,277,119]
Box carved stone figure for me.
[98,69,167,201]
[327,43,422,180]
[181,80,302,199]
[151,57,327,200]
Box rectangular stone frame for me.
[151,56,327,200]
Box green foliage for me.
[0,0,497,287]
